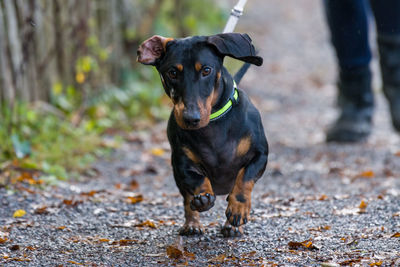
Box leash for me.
[223,0,248,33]
[209,0,248,121]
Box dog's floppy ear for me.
[137,35,174,65]
[207,33,263,66]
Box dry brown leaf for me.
[129,179,139,190]
[369,260,383,266]
[0,237,8,244]
[288,239,319,250]
[166,245,184,260]
[210,254,226,263]
[111,239,138,246]
[135,220,156,228]
[62,199,82,207]
[34,206,49,215]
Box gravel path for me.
[1,0,400,266]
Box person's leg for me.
[370,0,400,131]
[323,0,374,142]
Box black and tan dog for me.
[137,33,268,237]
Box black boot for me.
[326,66,374,142]
[378,34,400,132]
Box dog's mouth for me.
[173,105,211,130]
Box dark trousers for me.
[323,0,400,70]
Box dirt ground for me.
[1,0,400,266]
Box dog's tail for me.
[233,63,251,85]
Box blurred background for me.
[0,0,231,182]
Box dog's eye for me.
[201,66,211,76]
[168,70,178,80]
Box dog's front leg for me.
[223,152,268,237]
[179,177,216,236]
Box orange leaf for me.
[135,220,156,228]
[288,239,319,250]
[0,237,8,244]
[126,195,143,204]
[357,170,375,178]
[391,232,400,238]
[318,194,328,201]
[151,148,165,157]
[359,200,368,210]
[67,260,84,265]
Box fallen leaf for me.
[391,232,400,238]
[0,237,8,243]
[288,239,319,250]
[369,260,383,266]
[9,244,20,251]
[209,254,226,263]
[129,179,139,190]
[357,170,375,178]
[135,220,156,228]
[126,195,143,204]
[67,260,84,265]
[111,239,138,246]
[13,209,26,218]
[166,245,184,259]
[318,194,328,201]
[359,200,368,210]
[166,236,184,259]
[151,148,165,157]
[34,206,49,214]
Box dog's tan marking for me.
[176,64,183,72]
[211,71,221,106]
[195,62,202,72]
[182,147,201,164]
[226,168,254,226]
[236,135,252,157]
[162,37,174,50]
[180,193,203,235]
[194,177,214,195]
[197,90,214,128]
[173,101,186,128]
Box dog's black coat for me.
[137,33,268,237]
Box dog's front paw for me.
[179,221,204,236]
[190,193,215,212]
[225,194,251,227]
[221,220,243,237]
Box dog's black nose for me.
[183,110,201,127]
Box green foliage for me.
[0,0,226,183]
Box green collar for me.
[209,81,239,121]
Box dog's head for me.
[137,33,262,130]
